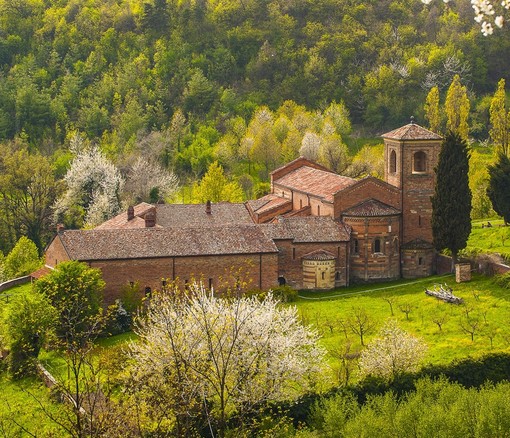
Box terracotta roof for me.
[30,266,53,279]
[302,249,336,261]
[246,194,292,215]
[95,203,155,229]
[274,166,356,202]
[342,199,401,217]
[261,216,351,242]
[155,202,254,227]
[57,226,278,260]
[382,123,442,140]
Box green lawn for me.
[0,375,64,436]
[467,218,510,257]
[295,274,510,371]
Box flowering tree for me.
[359,319,427,381]
[54,136,124,227]
[421,0,510,35]
[124,157,179,204]
[128,283,326,437]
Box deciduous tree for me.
[489,79,510,156]
[445,75,470,141]
[128,283,325,437]
[424,86,441,134]
[359,319,427,381]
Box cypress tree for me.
[431,131,472,264]
[487,153,510,225]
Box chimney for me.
[206,200,212,215]
[56,223,65,234]
[127,205,135,221]
[145,211,156,227]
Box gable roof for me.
[302,249,336,261]
[274,166,356,202]
[342,199,401,217]
[95,202,155,229]
[56,226,278,261]
[261,216,351,243]
[155,202,254,227]
[382,123,442,141]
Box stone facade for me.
[43,122,442,302]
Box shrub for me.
[493,271,510,289]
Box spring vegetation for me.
[1,0,510,436]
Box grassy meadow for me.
[467,218,510,257]
[296,274,510,370]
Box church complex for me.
[44,122,443,304]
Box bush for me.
[247,285,298,303]
[493,271,510,289]
[105,300,132,336]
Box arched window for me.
[374,238,381,253]
[389,150,397,173]
[413,151,427,173]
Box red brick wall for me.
[90,253,279,305]
[274,240,349,288]
[333,178,401,219]
[344,215,401,282]
[44,236,71,267]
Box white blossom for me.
[359,319,427,381]
[128,283,326,431]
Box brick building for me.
[44,122,442,302]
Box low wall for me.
[0,276,30,293]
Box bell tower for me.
[382,119,442,277]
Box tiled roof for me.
[261,216,351,242]
[155,202,254,227]
[275,166,356,202]
[57,226,278,260]
[302,249,336,261]
[342,199,401,217]
[246,194,292,215]
[95,202,155,229]
[382,123,442,140]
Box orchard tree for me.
[487,153,510,225]
[431,131,472,265]
[359,319,427,381]
[445,75,470,141]
[490,79,510,157]
[128,283,326,437]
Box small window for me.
[353,239,359,254]
[321,271,325,280]
[144,286,152,297]
[374,238,381,253]
[161,279,167,287]
[418,257,423,266]
[292,247,296,260]
[209,278,213,289]
[413,151,427,173]
[418,215,422,227]
[335,271,340,280]
[300,199,303,209]
[389,150,397,173]
[393,238,399,254]
[317,205,321,216]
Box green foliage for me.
[432,131,472,261]
[192,161,244,203]
[33,261,104,347]
[3,236,41,279]
[0,288,56,377]
[493,272,510,289]
[445,75,470,140]
[487,153,510,225]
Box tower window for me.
[353,239,359,254]
[389,150,397,173]
[413,151,427,173]
[374,238,381,253]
